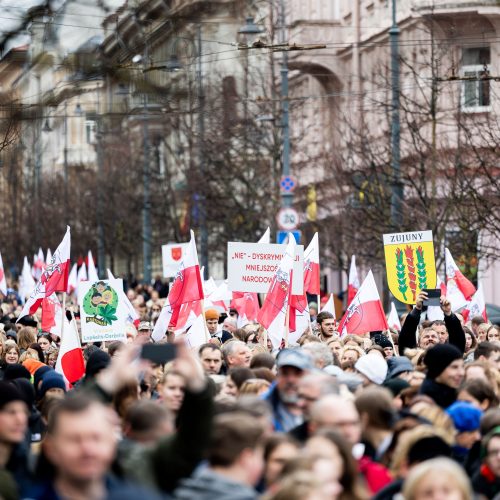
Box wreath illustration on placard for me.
[83,281,119,326]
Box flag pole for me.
[200,299,210,342]
[60,292,67,341]
[284,302,290,348]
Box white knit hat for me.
[355,354,388,385]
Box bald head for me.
[309,395,361,446]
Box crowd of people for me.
[1,285,500,499]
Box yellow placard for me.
[383,231,437,304]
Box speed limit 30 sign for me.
[277,207,300,230]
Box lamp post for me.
[390,0,402,229]
[165,26,207,277]
[279,0,292,209]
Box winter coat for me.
[419,377,457,409]
[399,308,466,355]
[174,467,257,500]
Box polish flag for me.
[107,269,139,323]
[175,300,203,333]
[445,248,476,311]
[67,264,78,294]
[206,281,231,311]
[462,282,488,323]
[33,248,45,280]
[348,255,360,306]
[257,234,296,349]
[46,249,52,267]
[0,252,7,296]
[56,317,85,387]
[258,227,271,244]
[289,292,311,344]
[427,276,447,321]
[152,231,203,342]
[232,292,260,327]
[320,293,336,319]
[304,233,320,295]
[338,270,388,336]
[41,293,64,337]
[387,302,401,331]
[87,250,99,282]
[19,257,35,303]
[18,227,71,319]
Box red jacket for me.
[358,456,393,494]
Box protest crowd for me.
[0,228,499,500]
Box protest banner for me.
[227,242,304,294]
[78,279,127,342]
[383,230,436,304]
[162,243,190,278]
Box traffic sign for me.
[276,207,299,230]
[280,176,297,193]
[277,230,301,244]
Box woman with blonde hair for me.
[408,401,457,444]
[239,378,270,396]
[402,457,472,500]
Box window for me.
[461,47,490,112]
[85,120,97,144]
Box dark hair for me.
[47,393,102,435]
[124,400,171,434]
[316,311,334,325]
[208,412,265,466]
[474,342,500,360]
[250,352,275,370]
[252,367,275,383]
[481,409,500,436]
[355,386,397,430]
[28,343,46,363]
[198,343,222,356]
[107,341,124,357]
[228,367,254,389]
[263,433,299,462]
[471,316,485,327]
[460,379,499,409]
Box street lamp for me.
[238,17,264,38]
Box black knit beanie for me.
[0,381,27,410]
[424,344,462,380]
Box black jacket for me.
[399,308,466,355]
[419,378,457,409]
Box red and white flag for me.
[0,251,7,296]
[348,255,360,306]
[19,257,35,303]
[445,248,476,311]
[33,248,45,280]
[387,301,401,331]
[87,250,99,282]
[320,293,336,319]
[338,270,388,336]
[107,269,139,323]
[232,292,260,327]
[46,249,52,267]
[462,282,487,323]
[77,262,88,283]
[289,292,310,344]
[18,227,71,319]
[303,232,320,295]
[56,317,85,387]
[152,231,204,342]
[257,234,296,349]
[67,264,78,294]
[41,293,64,337]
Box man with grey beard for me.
[261,349,312,432]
